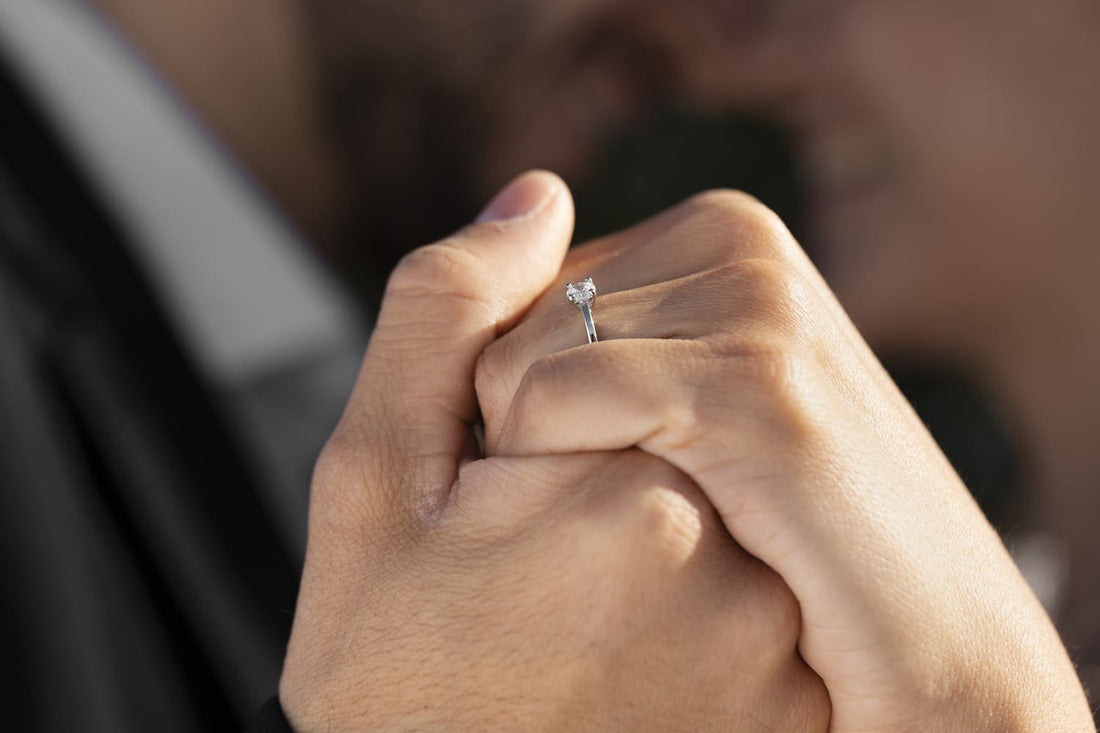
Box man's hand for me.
[476,190,1094,731]
[278,172,829,731]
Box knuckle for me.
[474,333,528,428]
[686,189,785,234]
[716,339,823,443]
[725,338,801,393]
[387,241,487,303]
[507,353,566,434]
[476,327,526,385]
[715,258,817,339]
[308,428,379,529]
[593,453,709,566]
[632,484,709,567]
[680,189,799,261]
[310,423,386,509]
[311,426,426,547]
[660,392,709,450]
[474,338,506,410]
[312,427,361,491]
[683,188,765,217]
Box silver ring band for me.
[565,277,599,344]
[579,303,597,343]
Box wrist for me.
[917,625,1094,733]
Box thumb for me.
[334,170,574,522]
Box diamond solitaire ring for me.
[565,277,598,343]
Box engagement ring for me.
[565,277,598,344]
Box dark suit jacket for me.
[0,55,298,731]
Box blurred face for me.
[690,0,1100,362]
[304,0,669,276]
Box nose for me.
[638,0,833,114]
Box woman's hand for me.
[279,173,829,731]
[475,189,1093,731]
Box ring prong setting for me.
[565,277,597,308]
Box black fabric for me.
[0,50,296,730]
[246,698,295,733]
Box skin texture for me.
[279,172,830,731]
[473,184,1095,731]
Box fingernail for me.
[476,171,558,223]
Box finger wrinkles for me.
[704,258,820,341]
[383,241,499,318]
[495,340,699,456]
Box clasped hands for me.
[280,172,1092,731]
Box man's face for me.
[683,0,1100,362]
[304,0,670,279]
